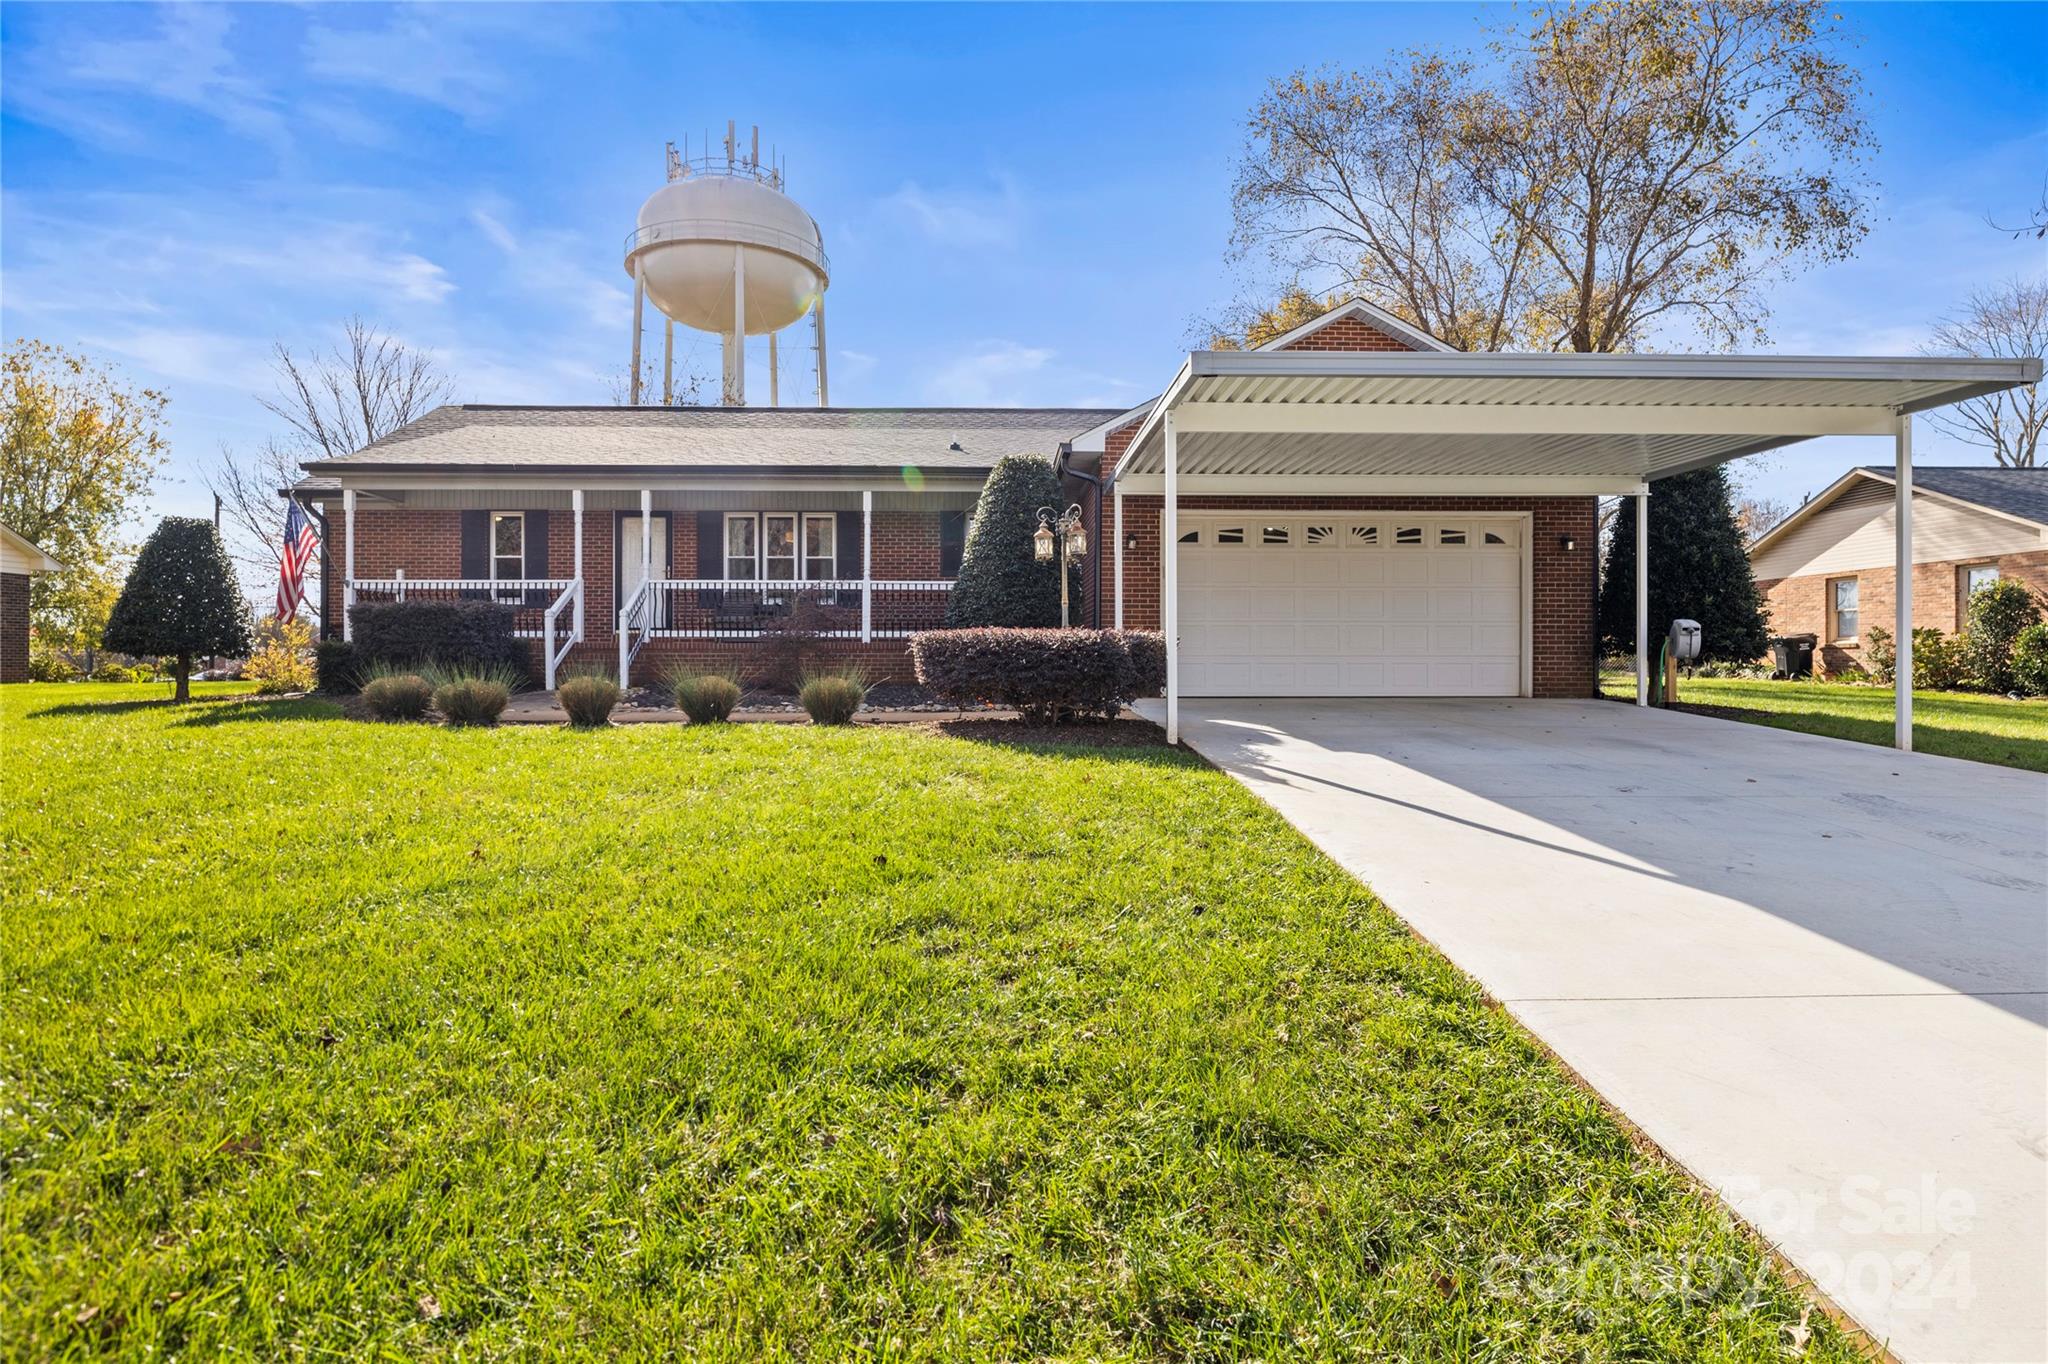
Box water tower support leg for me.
[723,244,746,406]
[814,298,829,406]
[630,263,645,405]
[769,332,779,407]
[663,321,674,404]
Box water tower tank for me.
[622,127,830,407]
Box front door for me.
[617,513,673,628]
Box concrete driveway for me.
[1141,698,2048,1364]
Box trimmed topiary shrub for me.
[351,600,527,684]
[103,516,254,700]
[945,455,1080,627]
[2011,623,2048,698]
[672,671,742,724]
[557,671,621,728]
[911,628,1165,722]
[797,670,865,725]
[361,671,434,721]
[314,639,360,694]
[1961,578,2043,694]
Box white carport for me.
[1109,351,2043,747]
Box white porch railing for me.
[617,577,954,686]
[541,580,581,689]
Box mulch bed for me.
[620,680,993,714]
[926,716,1171,748]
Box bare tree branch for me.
[1923,278,2047,469]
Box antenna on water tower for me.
[624,124,831,407]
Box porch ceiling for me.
[1114,352,2043,492]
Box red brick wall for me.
[1758,549,2048,672]
[1104,495,1598,699]
[1276,313,1420,352]
[1,571,29,683]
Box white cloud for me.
[303,7,564,120]
[923,340,1054,405]
[8,5,287,151]
[881,175,1025,250]
[467,195,628,331]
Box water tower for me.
[623,122,830,407]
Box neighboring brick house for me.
[0,522,63,684]
[1750,466,2048,671]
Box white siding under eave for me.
[1751,480,2047,580]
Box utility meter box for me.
[1669,619,1702,663]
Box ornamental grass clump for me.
[797,669,866,726]
[360,670,434,721]
[671,671,742,724]
[556,670,621,728]
[427,663,518,727]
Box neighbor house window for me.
[724,514,758,579]
[490,513,524,602]
[1961,564,1999,609]
[1829,576,1860,642]
[803,514,837,581]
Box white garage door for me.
[1178,514,1525,697]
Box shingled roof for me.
[300,405,1121,475]
[1857,464,2048,527]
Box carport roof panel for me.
[1115,351,2044,484]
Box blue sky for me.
[3,1,2044,533]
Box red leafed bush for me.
[910,628,1165,722]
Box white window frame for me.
[802,513,837,582]
[1961,563,1999,604]
[1829,575,1860,643]
[489,511,525,603]
[723,512,759,581]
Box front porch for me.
[324,482,975,687]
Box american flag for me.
[275,500,320,621]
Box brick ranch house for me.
[1,522,62,684]
[1750,465,2048,672]
[290,300,2037,746]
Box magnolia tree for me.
[104,518,254,701]
[946,455,1079,628]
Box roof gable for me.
[1252,299,1453,354]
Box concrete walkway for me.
[1140,698,2048,1364]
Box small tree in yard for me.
[1598,467,1770,665]
[946,455,1078,628]
[104,517,254,701]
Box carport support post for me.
[1164,412,1180,745]
[1113,482,1124,630]
[341,488,356,643]
[1895,413,1914,751]
[1634,491,1649,706]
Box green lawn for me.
[2,684,1864,1361]
[1598,671,2048,772]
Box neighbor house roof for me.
[299,405,1123,478]
[1748,464,2048,558]
[0,521,62,574]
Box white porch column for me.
[572,489,585,640]
[630,263,645,405]
[341,488,356,642]
[1634,491,1650,706]
[1895,413,1914,751]
[1113,481,1125,630]
[640,489,653,589]
[860,489,873,643]
[1164,412,1180,745]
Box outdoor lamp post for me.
[1035,503,1088,628]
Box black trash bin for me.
[1769,633,1817,678]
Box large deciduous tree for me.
[208,317,454,615]
[1232,0,1874,353]
[1,340,166,656]
[1598,468,1771,665]
[1923,278,2045,469]
[104,517,254,701]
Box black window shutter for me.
[836,510,861,580]
[523,510,550,605]
[697,511,723,606]
[459,510,488,599]
[939,510,967,577]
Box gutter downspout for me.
[1055,442,1104,629]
